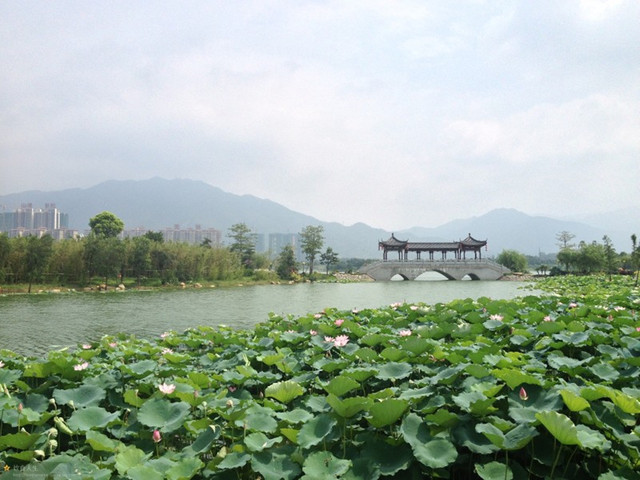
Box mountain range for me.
[1,178,637,258]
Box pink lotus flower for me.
[160,332,170,339]
[543,316,552,322]
[109,342,117,348]
[333,335,349,347]
[161,348,173,355]
[334,319,344,327]
[324,336,335,343]
[314,313,323,319]
[228,386,237,393]
[158,383,176,394]
[519,387,529,401]
[398,329,412,337]
[74,362,89,371]
[82,344,92,350]
[636,326,640,332]
[0,361,4,368]
[410,305,419,311]
[490,314,503,322]
[310,330,318,336]
[152,429,162,443]
[569,303,578,308]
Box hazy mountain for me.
[1,178,636,258]
[399,208,635,256]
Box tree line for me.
[0,212,341,291]
[495,230,640,283]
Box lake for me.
[0,280,535,356]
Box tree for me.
[227,223,256,270]
[276,245,297,280]
[320,247,339,274]
[84,235,126,288]
[556,231,575,250]
[496,249,528,273]
[575,241,604,274]
[0,234,9,283]
[300,225,324,275]
[631,234,640,286]
[144,231,164,243]
[602,235,617,280]
[129,236,152,286]
[89,211,124,238]
[25,234,54,293]
[557,248,577,273]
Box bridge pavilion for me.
[379,234,487,261]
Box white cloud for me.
[1,1,639,229]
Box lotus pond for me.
[0,276,639,479]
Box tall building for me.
[268,233,302,260]
[0,203,74,238]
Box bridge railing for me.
[381,258,499,264]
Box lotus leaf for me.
[475,461,514,480]
[67,406,119,432]
[400,412,458,468]
[303,451,351,478]
[297,413,337,449]
[137,398,190,433]
[265,380,304,404]
[367,398,408,428]
[251,447,301,480]
[53,384,106,408]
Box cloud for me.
[1,1,639,229]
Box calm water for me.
[0,281,534,356]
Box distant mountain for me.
[0,178,388,257]
[1,178,636,257]
[398,208,635,256]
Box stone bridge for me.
[358,259,510,281]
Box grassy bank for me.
[0,276,638,478]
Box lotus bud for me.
[152,429,162,443]
[34,449,46,459]
[17,403,23,413]
[519,386,529,401]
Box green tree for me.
[227,223,256,271]
[602,235,617,280]
[89,211,124,238]
[575,241,604,274]
[0,233,9,283]
[144,231,164,243]
[84,235,125,288]
[129,236,152,286]
[496,249,528,273]
[276,245,297,280]
[631,234,639,286]
[557,248,577,273]
[300,225,324,275]
[48,238,85,285]
[320,247,339,274]
[25,234,54,293]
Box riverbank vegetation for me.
[0,214,347,293]
[0,275,638,478]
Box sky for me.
[1,1,639,231]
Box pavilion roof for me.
[379,233,408,247]
[460,234,487,247]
